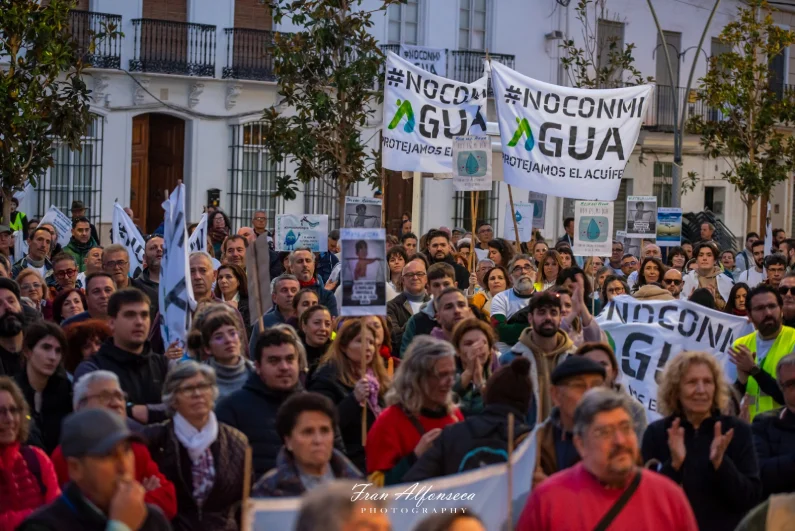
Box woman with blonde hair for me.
[535,249,563,292]
[309,319,389,472]
[641,351,761,531]
[16,269,50,319]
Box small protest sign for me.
[502,201,533,242]
[656,207,682,247]
[528,192,547,230]
[573,201,613,256]
[452,136,492,192]
[344,197,382,228]
[626,196,657,238]
[340,228,386,316]
[275,214,328,253]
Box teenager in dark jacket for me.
[73,289,168,425]
[642,351,761,531]
[404,356,533,481]
[751,351,795,496]
[308,320,389,472]
[13,323,73,453]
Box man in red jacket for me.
[48,371,177,520]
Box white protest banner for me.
[244,430,537,530]
[656,207,682,247]
[452,136,492,192]
[188,213,208,253]
[382,52,488,173]
[12,231,26,263]
[112,203,146,277]
[528,191,547,230]
[159,184,195,349]
[13,183,32,201]
[491,61,652,200]
[344,197,382,228]
[615,230,626,244]
[39,205,72,248]
[626,195,657,238]
[275,214,328,252]
[341,228,387,316]
[503,201,534,242]
[399,44,447,76]
[573,201,613,256]
[597,296,754,421]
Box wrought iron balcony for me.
[130,19,217,77]
[450,50,514,95]
[642,85,726,132]
[223,28,276,81]
[68,10,122,69]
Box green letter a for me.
[387,99,415,133]
[507,117,534,151]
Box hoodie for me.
[501,328,576,425]
[63,236,98,272]
[632,284,675,301]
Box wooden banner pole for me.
[469,191,478,270]
[507,185,522,254]
[506,412,515,530]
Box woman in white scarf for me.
[145,361,248,531]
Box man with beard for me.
[430,288,472,341]
[133,235,162,318]
[75,289,169,425]
[426,230,469,290]
[491,255,536,349]
[0,278,26,376]
[63,217,97,272]
[735,232,760,274]
[736,240,766,288]
[518,389,698,531]
[662,268,684,298]
[729,284,795,420]
[781,273,795,327]
[502,291,577,426]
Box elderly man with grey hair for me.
[491,254,536,351]
[47,371,179,519]
[289,247,338,315]
[295,481,390,531]
[144,361,248,531]
[518,388,698,530]
[248,273,300,355]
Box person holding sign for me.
[642,351,761,531]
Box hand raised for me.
[667,417,686,470]
[710,421,734,470]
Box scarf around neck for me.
[174,412,219,462]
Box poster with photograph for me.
[573,201,613,256]
[275,214,328,252]
[340,229,387,316]
[452,136,492,192]
[626,196,657,238]
[528,192,547,231]
[344,197,382,228]
[502,201,534,242]
[656,207,683,247]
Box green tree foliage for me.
[262,0,399,219]
[0,0,118,221]
[690,0,795,234]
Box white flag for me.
[382,51,488,173]
[159,184,195,349]
[112,203,146,278]
[491,61,653,200]
[12,231,26,263]
[188,213,208,254]
[39,205,73,248]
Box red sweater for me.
[50,441,177,520]
[0,443,60,531]
[518,463,699,531]
[366,404,463,474]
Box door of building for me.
[384,171,413,236]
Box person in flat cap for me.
[404,357,534,481]
[69,201,100,245]
[19,408,172,531]
[533,355,606,487]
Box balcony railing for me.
[68,10,122,69]
[451,50,514,95]
[223,28,276,81]
[642,85,726,132]
[130,19,217,77]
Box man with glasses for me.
[607,241,625,277]
[101,244,132,290]
[492,255,537,349]
[399,262,457,356]
[387,257,429,350]
[475,223,494,261]
[764,254,788,290]
[47,370,178,519]
[251,210,269,238]
[621,254,640,290]
[780,273,795,328]
[50,253,80,294]
[662,269,684,298]
[729,284,795,420]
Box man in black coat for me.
[752,352,795,496]
[404,357,533,481]
[426,230,469,290]
[19,408,171,531]
[74,289,168,425]
[387,258,429,350]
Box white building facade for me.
[23,0,795,246]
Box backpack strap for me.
[592,470,642,531]
[20,445,46,496]
[399,405,426,436]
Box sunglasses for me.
[663,278,683,286]
[779,286,795,296]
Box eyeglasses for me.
[591,421,634,441]
[104,260,128,270]
[402,272,426,279]
[81,390,127,404]
[778,286,795,296]
[622,261,638,267]
[780,379,795,390]
[55,269,77,278]
[606,287,625,295]
[177,382,214,396]
[512,265,534,273]
[0,405,21,417]
[253,217,266,221]
[19,283,42,291]
[663,278,683,286]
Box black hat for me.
[484,357,533,413]
[551,356,606,386]
[70,200,85,211]
[0,278,20,302]
[60,409,142,458]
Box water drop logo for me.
[515,210,523,223]
[387,99,415,133]
[578,216,609,243]
[507,117,534,151]
[464,153,480,175]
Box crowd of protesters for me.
[0,202,795,531]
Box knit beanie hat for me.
[0,278,20,302]
[484,357,533,413]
